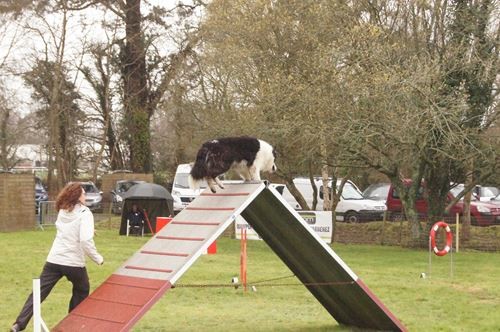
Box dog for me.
[188,136,277,193]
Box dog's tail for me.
[188,174,202,190]
[189,147,210,189]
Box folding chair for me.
[126,219,144,237]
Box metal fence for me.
[37,201,118,229]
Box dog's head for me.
[261,145,277,174]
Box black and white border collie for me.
[188,136,277,193]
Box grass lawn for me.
[1,225,499,331]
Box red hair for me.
[56,182,83,211]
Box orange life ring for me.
[430,221,453,256]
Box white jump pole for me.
[33,279,49,332]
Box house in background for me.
[12,144,48,175]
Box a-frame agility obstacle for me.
[53,182,406,331]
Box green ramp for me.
[241,186,406,331]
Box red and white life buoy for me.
[430,221,453,256]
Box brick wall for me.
[101,173,154,203]
[0,174,35,232]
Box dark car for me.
[111,180,146,214]
[35,178,48,213]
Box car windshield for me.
[480,186,499,197]
[341,183,364,200]
[449,185,463,199]
[82,184,99,193]
[117,181,141,193]
[449,184,478,200]
[450,184,500,200]
[174,173,207,189]
[363,183,389,200]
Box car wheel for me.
[390,212,405,222]
[344,212,360,223]
[471,216,479,226]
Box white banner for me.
[235,211,332,243]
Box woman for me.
[11,182,104,332]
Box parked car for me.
[281,177,386,223]
[385,181,500,226]
[80,181,103,212]
[449,184,500,225]
[472,185,499,202]
[171,163,207,213]
[491,193,500,205]
[363,182,390,202]
[35,177,48,213]
[111,180,146,214]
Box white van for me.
[171,163,208,213]
[281,178,386,223]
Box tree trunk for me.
[461,163,474,240]
[425,162,451,226]
[391,178,424,246]
[320,141,330,211]
[283,176,310,210]
[308,161,318,210]
[0,106,10,169]
[123,0,151,172]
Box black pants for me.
[14,262,90,330]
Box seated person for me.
[127,204,145,235]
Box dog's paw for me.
[210,188,217,193]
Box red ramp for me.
[53,182,405,331]
[53,183,264,331]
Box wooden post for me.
[240,228,247,292]
[455,213,459,253]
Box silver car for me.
[81,181,103,212]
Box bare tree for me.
[68,0,202,173]
[198,0,356,201]
[0,92,19,169]
[341,0,499,243]
[79,40,126,177]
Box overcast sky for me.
[0,0,202,117]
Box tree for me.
[79,42,126,176]
[0,90,22,169]
[430,0,500,238]
[342,0,499,243]
[198,0,357,205]
[74,0,201,173]
[24,59,84,187]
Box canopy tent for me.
[119,183,174,235]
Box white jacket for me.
[46,204,103,267]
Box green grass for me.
[1,226,499,331]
